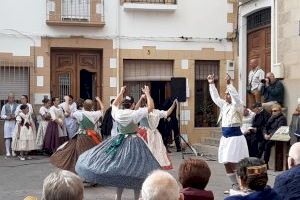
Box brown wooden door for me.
[51,49,101,100]
[247,26,271,75]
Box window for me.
[247,8,271,31]
[58,73,71,102]
[62,0,90,21]
[195,61,219,128]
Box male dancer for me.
[207,74,249,192]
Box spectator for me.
[178,158,214,200]
[274,142,300,200]
[289,99,300,145]
[1,92,18,158]
[225,157,281,200]
[241,107,255,135]
[101,99,117,139]
[247,59,265,105]
[41,170,84,200]
[249,103,271,158]
[261,72,284,110]
[141,170,184,200]
[262,103,287,168]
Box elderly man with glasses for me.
[261,103,287,168]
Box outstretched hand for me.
[226,73,232,84]
[207,74,215,83]
[142,85,150,96]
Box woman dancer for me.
[135,94,177,169]
[60,95,78,139]
[43,97,68,154]
[36,98,51,150]
[75,86,160,200]
[50,96,104,173]
[13,104,37,160]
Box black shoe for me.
[176,149,182,152]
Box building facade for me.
[238,0,300,121]
[0,0,238,144]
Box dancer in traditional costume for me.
[75,86,160,200]
[15,95,34,116]
[50,97,104,173]
[43,97,68,154]
[60,95,78,139]
[135,94,177,170]
[36,98,51,150]
[1,93,18,158]
[12,104,37,160]
[207,74,249,192]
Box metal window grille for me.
[59,73,71,102]
[62,0,90,21]
[0,61,30,109]
[247,8,271,31]
[195,61,219,128]
[123,0,177,4]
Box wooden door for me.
[51,49,101,100]
[247,26,271,76]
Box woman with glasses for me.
[262,103,287,168]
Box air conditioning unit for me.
[226,60,235,79]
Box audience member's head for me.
[179,158,211,190]
[83,99,94,111]
[237,157,268,191]
[76,98,84,110]
[7,92,15,103]
[41,170,83,200]
[266,72,276,83]
[288,142,300,169]
[271,103,282,116]
[249,58,258,70]
[141,170,183,200]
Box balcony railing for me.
[123,0,177,4]
[46,0,105,27]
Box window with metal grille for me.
[247,8,271,31]
[61,0,90,21]
[123,0,177,4]
[0,61,30,109]
[59,73,71,102]
[195,60,219,128]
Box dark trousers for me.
[245,133,259,157]
[260,140,275,164]
[158,118,181,150]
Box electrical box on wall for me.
[273,63,284,79]
[226,60,235,79]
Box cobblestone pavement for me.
[0,149,280,200]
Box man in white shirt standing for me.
[207,74,249,193]
[248,59,265,106]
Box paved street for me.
[0,147,280,200]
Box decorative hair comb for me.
[246,164,267,176]
[125,96,131,100]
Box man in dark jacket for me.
[261,104,287,167]
[247,103,271,158]
[274,142,300,200]
[261,72,284,110]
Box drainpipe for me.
[116,0,121,94]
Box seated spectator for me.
[261,72,284,111]
[274,142,300,200]
[225,157,281,200]
[141,170,184,200]
[261,103,287,168]
[289,99,300,145]
[247,103,271,158]
[178,158,214,200]
[241,107,255,135]
[41,170,84,200]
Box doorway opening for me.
[80,69,96,100]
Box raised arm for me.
[207,74,225,108]
[226,74,244,108]
[95,96,104,111]
[166,99,178,117]
[135,94,146,110]
[113,86,126,107]
[142,86,154,113]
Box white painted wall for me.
[238,0,274,103]
[0,0,234,56]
